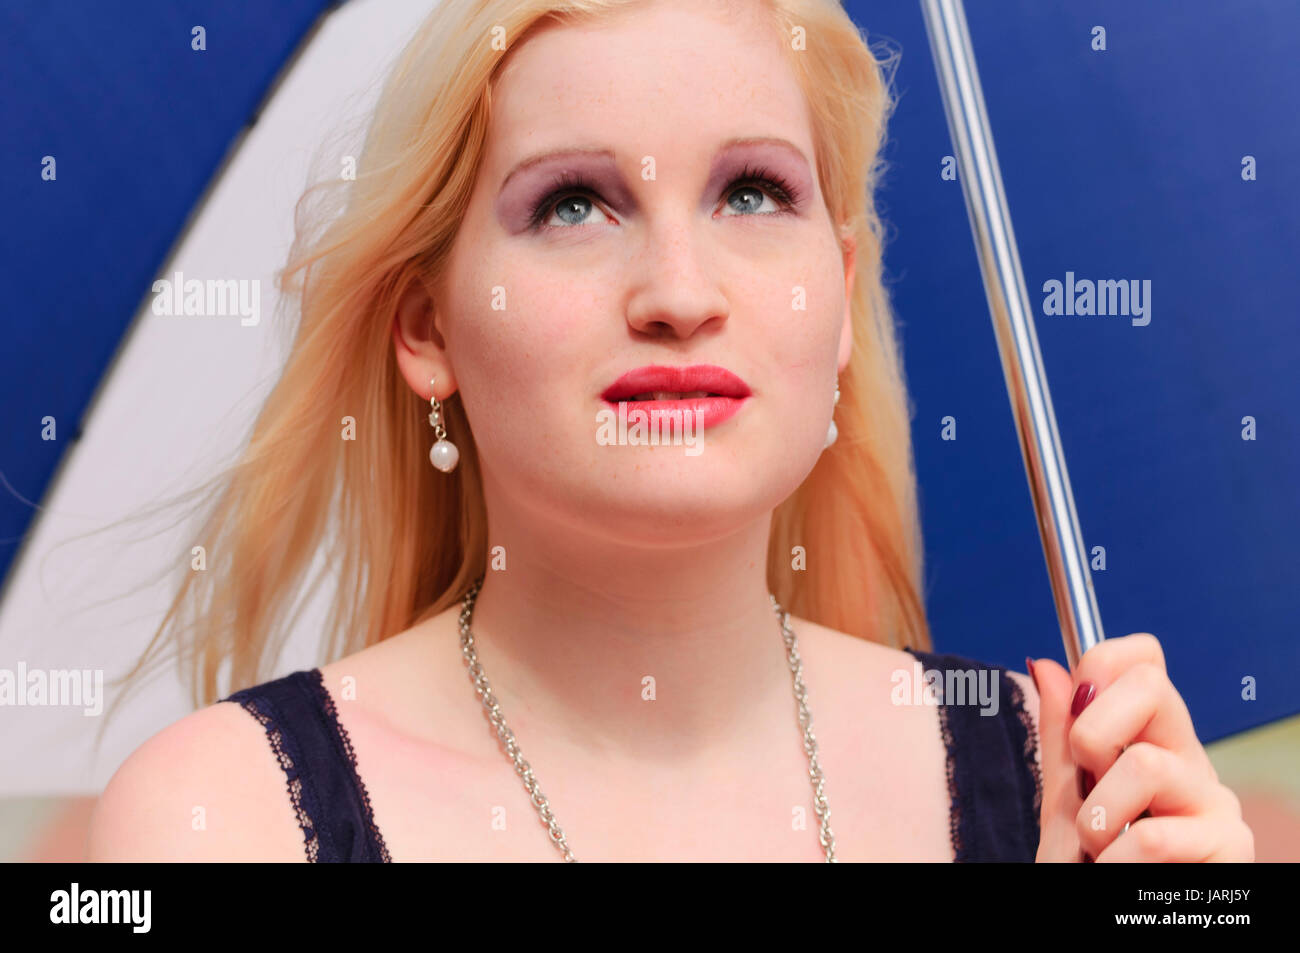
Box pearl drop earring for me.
[428,376,460,473]
[824,382,841,449]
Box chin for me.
[564,456,810,545]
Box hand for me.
[1030,633,1254,862]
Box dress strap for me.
[222,668,391,862]
[903,648,1043,861]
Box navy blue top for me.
[220,647,1042,862]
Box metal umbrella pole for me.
[920,0,1105,670]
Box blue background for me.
[0,0,333,590]
[1,0,1296,743]
[851,0,1300,743]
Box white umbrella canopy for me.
[0,0,437,795]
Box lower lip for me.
[601,395,749,430]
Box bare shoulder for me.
[785,615,1040,728]
[784,614,931,696]
[783,615,955,859]
[87,699,307,862]
[314,605,471,746]
[783,613,950,736]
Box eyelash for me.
[525,162,804,231]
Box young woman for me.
[86,0,1253,862]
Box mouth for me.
[600,364,751,430]
[625,390,717,401]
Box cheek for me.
[771,275,844,469]
[447,257,599,445]
[755,247,845,400]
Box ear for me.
[393,275,457,400]
[836,227,856,374]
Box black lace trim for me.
[905,647,963,861]
[933,695,963,862]
[910,649,1041,861]
[308,669,393,863]
[234,697,320,862]
[1005,672,1044,841]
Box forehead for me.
[483,1,813,174]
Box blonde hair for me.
[112,0,929,718]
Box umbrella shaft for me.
[921,0,1105,669]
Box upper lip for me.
[601,364,752,401]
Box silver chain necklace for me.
[457,576,838,862]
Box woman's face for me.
[427,0,853,545]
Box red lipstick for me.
[601,364,751,430]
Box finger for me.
[1027,656,1083,861]
[1095,814,1252,863]
[1070,662,1211,788]
[1072,632,1166,695]
[1076,741,1223,859]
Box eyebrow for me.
[498,136,811,192]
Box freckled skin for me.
[416,0,853,549]
[331,0,935,863]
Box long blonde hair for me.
[112,0,929,718]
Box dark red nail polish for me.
[1078,768,1095,799]
[1070,682,1096,717]
[1083,852,1094,863]
[1025,657,1039,693]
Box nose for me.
[624,219,731,339]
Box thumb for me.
[1030,656,1083,862]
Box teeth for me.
[629,391,712,401]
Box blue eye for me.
[526,163,803,232]
[724,183,779,216]
[527,171,598,230]
[552,194,595,226]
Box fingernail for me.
[1025,657,1039,693]
[1071,681,1097,803]
[1070,682,1096,717]
[1078,768,1095,799]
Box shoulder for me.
[314,605,471,748]
[87,691,309,862]
[786,616,1040,709]
[838,634,1043,785]
[783,615,957,741]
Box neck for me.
[458,496,797,768]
